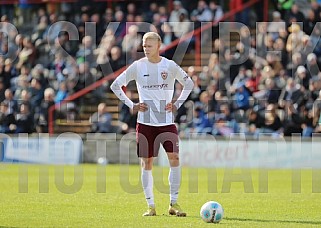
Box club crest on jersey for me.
[161,71,168,80]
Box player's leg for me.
[159,125,186,217]
[166,152,186,217]
[167,152,180,205]
[141,157,156,216]
[137,123,157,216]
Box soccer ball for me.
[200,201,224,223]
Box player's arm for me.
[110,66,135,110]
[165,62,194,112]
[110,63,148,112]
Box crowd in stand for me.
[175,1,321,138]
[0,0,320,138]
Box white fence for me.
[158,138,321,169]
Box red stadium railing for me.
[48,0,267,135]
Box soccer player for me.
[111,32,193,216]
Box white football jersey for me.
[111,57,193,126]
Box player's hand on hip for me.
[133,103,148,112]
[165,102,177,113]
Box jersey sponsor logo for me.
[142,83,168,89]
[161,71,168,80]
[143,74,150,77]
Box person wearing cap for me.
[307,53,320,77]
[295,65,310,89]
[268,11,285,39]
[169,0,188,25]
[111,32,193,217]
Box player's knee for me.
[141,158,153,170]
[167,152,179,160]
[167,152,179,166]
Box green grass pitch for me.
[0,164,321,227]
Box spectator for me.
[209,1,223,22]
[55,81,68,104]
[306,53,320,77]
[29,78,44,108]
[160,23,177,59]
[191,0,213,23]
[32,14,49,44]
[14,75,30,101]
[17,89,31,111]
[283,103,303,136]
[311,1,321,21]
[189,71,202,102]
[107,46,126,75]
[186,105,212,134]
[169,1,188,24]
[144,2,159,23]
[103,8,114,30]
[190,0,212,32]
[16,37,36,69]
[279,78,304,109]
[15,102,33,133]
[273,38,288,69]
[89,103,115,133]
[3,89,17,114]
[121,25,142,63]
[265,78,280,105]
[213,103,238,136]
[285,4,306,26]
[75,61,95,93]
[268,11,285,40]
[301,104,314,137]
[256,22,268,58]
[76,12,90,41]
[247,107,265,137]
[304,9,316,35]
[277,0,294,20]
[229,0,249,25]
[114,10,126,42]
[0,59,16,90]
[0,101,16,133]
[90,13,105,43]
[295,66,310,90]
[234,82,250,111]
[95,28,116,72]
[76,36,95,68]
[34,87,55,133]
[0,79,5,102]
[126,3,137,16]
[261,104,282,135]
[158,5,169,23]
[171,9,192,38]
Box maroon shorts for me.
[136,123,179,158]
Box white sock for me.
[141,169,154,207]
[169,166,181,205]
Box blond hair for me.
[142,32,162,43]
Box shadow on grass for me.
[160,214,199,218]
[225,217,321,225]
